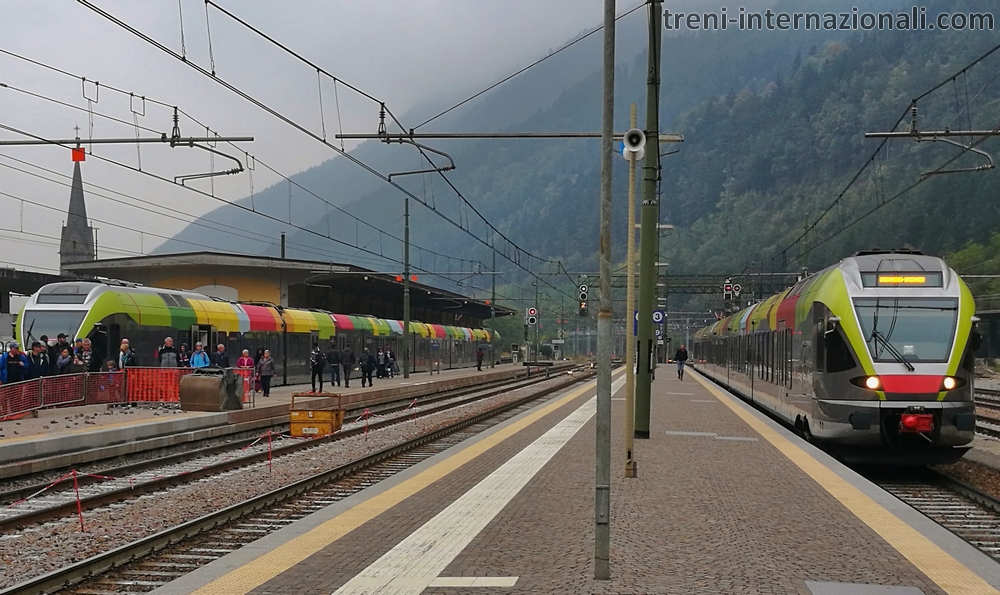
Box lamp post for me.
[403,196,411,378]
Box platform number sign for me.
[526,307,538,326]
[578,284,589,317]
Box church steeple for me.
[59,160,95,272]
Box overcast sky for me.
[0,0,624,274]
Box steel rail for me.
[0,368,595,595]
[0,367,578,532]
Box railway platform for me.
[147,367,1000,595]
[0,363,551,478]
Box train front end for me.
[818,253,977,464]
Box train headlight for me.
[939,376,966,391]
[864,376,881,390]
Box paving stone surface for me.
[247,373,948,595]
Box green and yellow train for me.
[17,281,495,384]
[693,250,979,464]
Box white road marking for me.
[333,377,626,594]
[667,392,695,395]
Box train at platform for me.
[16,281,495,384]
[693,250,979,465]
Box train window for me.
[159,293,179,307]
[825,329,857,373]
[814,320,825,372]
[36,294,88,304]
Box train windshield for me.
[853,298,958,363]
[20,310,87,345]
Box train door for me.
[190,325,213,350]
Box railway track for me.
[0,367,596,595]
[0,370,555,498]
[873,468,1000,562]
[0,368,579,533]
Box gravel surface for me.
[0,373,583,588]
[0,404,190,440]
[935,459,1000,501]
[0,375,548,500]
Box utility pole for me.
[403,196,411,378]
[534,281,540,361]
[625,102,638,478]
[490,250,496,368]
[595,0,615,581]
[635,0,662,440]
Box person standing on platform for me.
[326,341,341,387]
[26,342,50,378]
[80,338,101,372]
[309,343,326,393]
[255,350,276,397]
[386,348,396,378]
[237,349,254,369]
[476,348,485,372]
[117,340,139,369]
[341,344,355,388]
[359,348,375,388]
[376,347,386,379]
[158,337,179,367]
[211,344,230,368]
[190,343,210,368]
[178,344,191,367]
[674,344,689,380]
[0,343,29,384]
[51,334,71,366]
[55,348,72,375]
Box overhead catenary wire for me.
[1,124,509,296]
[788,119,1000,267]
[0,57,487,278]
[179,1,578,282]
[413,0,646,130]
[75,0,578,302]
[773,39,1000,271]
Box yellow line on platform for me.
[690,370,1000,595]
[190,369,621,595]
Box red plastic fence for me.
[233,368,254,404]
[0,379,42,421]
[85,372,127,405]
[124,367,194,403]
[0,367,253,420]
[40,374,87,408]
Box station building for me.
[60,252,506,329]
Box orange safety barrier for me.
[40,374,87,408]
[85,371,127,405]
[0,379,42,421]
[233,368,254,404]
[124,367,195,403]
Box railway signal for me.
[526,307,538,326]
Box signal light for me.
[579,284,589,301]
[395,275,403,282]
[579,301,588,317]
